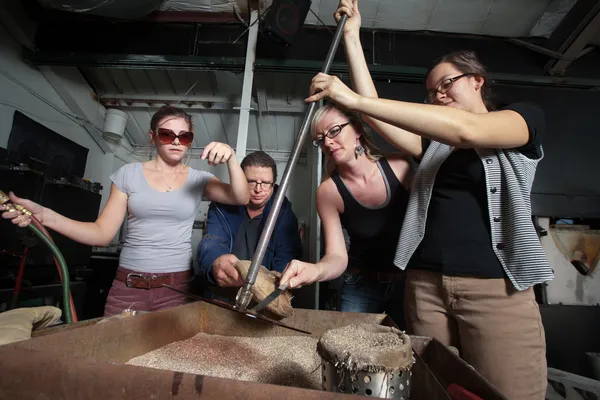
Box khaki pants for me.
[405,270,547,400]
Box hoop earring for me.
[355,143,364,159]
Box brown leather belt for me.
[115,267,193,289]
[347,267,404,283]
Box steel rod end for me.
[234,284,254,311]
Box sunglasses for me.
[153,128,194,147]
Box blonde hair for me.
[311,104,382,178]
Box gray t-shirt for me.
[110,162,214,273]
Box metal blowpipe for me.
[235,14,349,311]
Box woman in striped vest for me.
[283,1,554,399]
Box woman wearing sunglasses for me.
[281,1,554,399]
[1,106,249,316]
[281,103,412,329]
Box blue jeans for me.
[339,271,406,330]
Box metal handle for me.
[235,14,349,310]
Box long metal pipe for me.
[235,14,349,310]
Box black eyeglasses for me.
[247,180,274,190]
[312,122,352,147]
[425,73,475,104]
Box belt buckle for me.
[126,273,154,289]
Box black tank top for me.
[331,158,409,272]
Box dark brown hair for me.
[241,151,277,183]
[150,106,193,132]
[427,50,495,110]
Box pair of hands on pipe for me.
[0,192,43,228]
[305,0,363,109]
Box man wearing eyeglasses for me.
[197,151,303,296]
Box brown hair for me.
[310,104,383,177]
[241,151,278,183]
[150,106,193,132]
[427,50,495,110]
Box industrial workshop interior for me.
[0,0,599,398]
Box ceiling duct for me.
[36,0,164,19]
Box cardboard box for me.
[0,302,506,399]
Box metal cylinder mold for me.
[321,360,412,399]
[318,324,415,399]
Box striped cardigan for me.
[393,141,554,290]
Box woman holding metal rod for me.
[1,106,249,316]
[281,1,552,399]
[281,103,412,328]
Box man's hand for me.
[212,254,244,287]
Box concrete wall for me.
[0,25,116,209]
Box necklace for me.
[155,160,175,192]
[163,179,172,192]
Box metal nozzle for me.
[13,204,32,216]
[0,189,32,215]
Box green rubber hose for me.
[28,224,73,324]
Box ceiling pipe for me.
[143,0,271,23]
[36,0,163,19]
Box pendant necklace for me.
[156,160,173,192]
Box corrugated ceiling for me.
[159,0,576,38]
[86,68,311,151]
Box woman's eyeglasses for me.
[153,128,194,147]
[425,73,475,104]
[247,180,274,190]
[312,121,352,147]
